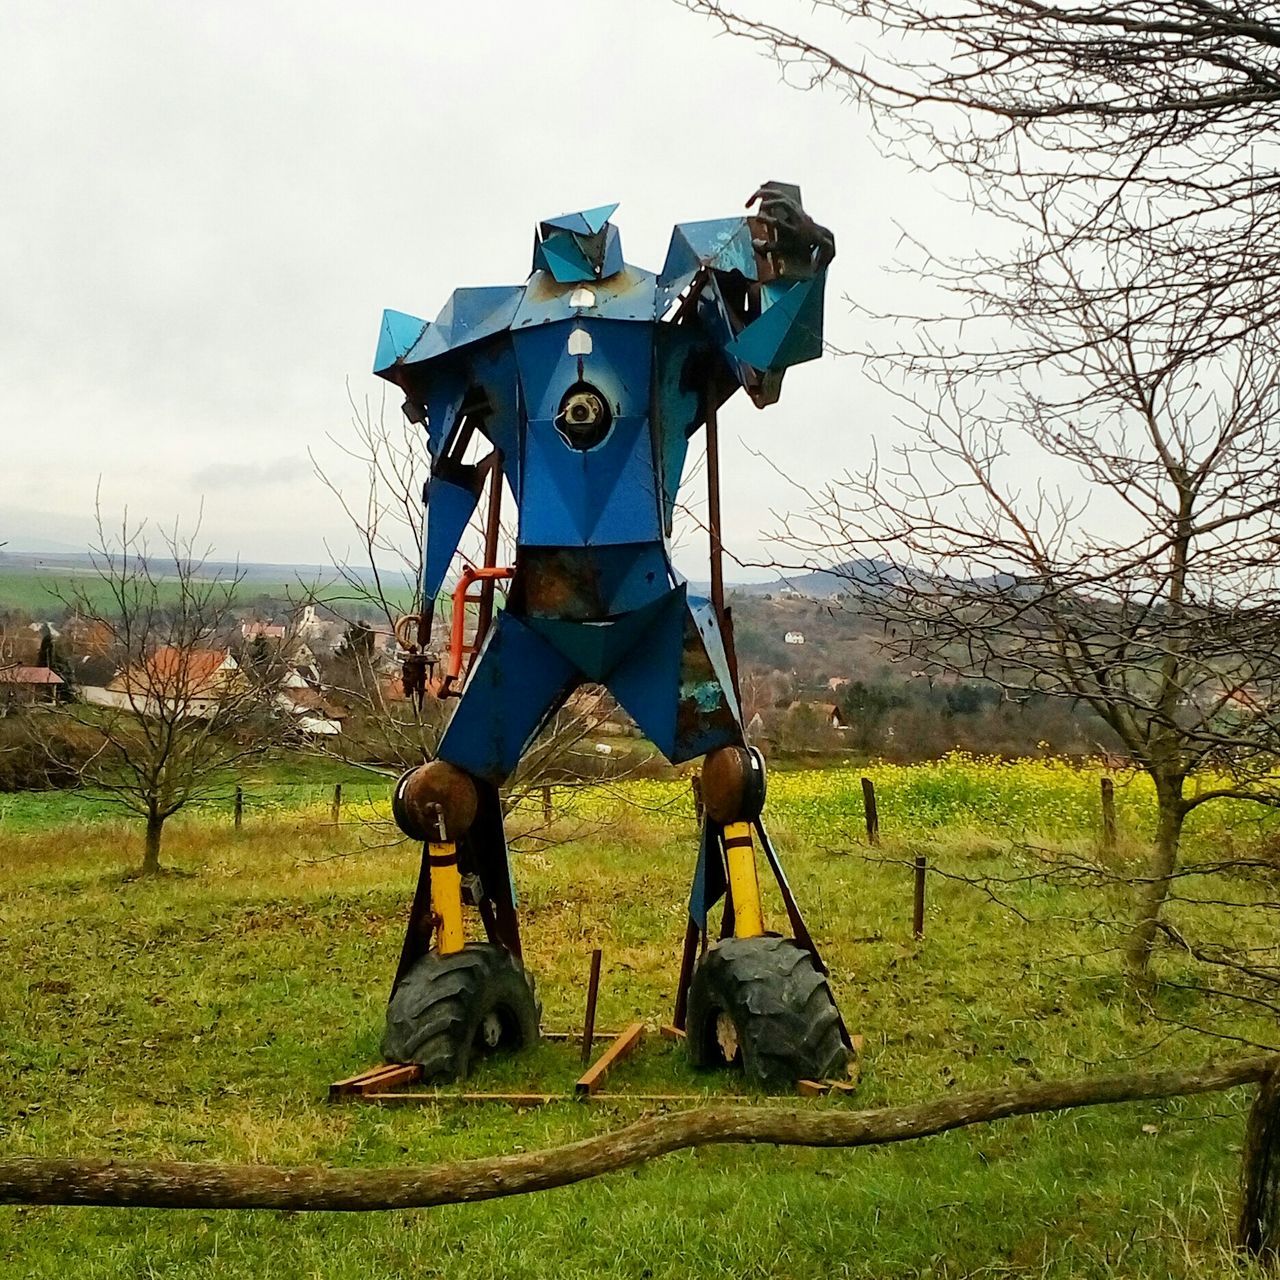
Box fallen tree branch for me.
[1,1054,1273,1212]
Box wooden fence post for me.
[913,856,927,939]
[861,777,880,846]
[541,785,552,824]
[234,786,243,831]
[331,784,342,827]
[1100,776,1117,852]
[691,774,704,824]
[1240,1066,1280,1261]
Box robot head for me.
[532,203,624,283]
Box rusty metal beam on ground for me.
[358,1090,786,1108]
[329,1064,422,1099]
[575,1022,645,1096]
[365,1091,559,1108]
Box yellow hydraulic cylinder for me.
[429,842,465,956]
[723,821,764,938]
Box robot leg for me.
[642,599,851,1089]
[382,613,577,1080]
[684,744,851,1090]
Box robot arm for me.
[373,305,518,664]
[660,182,835,408]
[374,314,486,621]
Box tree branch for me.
[1,1055,1272,1211]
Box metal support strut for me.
[414,806,464,958]
[723,821,764,939]
[428,839,465,956]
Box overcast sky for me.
[1,0,969,579]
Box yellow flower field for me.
[555,753,1280,855]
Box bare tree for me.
[781,232,1280,981]
[678,0,1280,983]
[678,1,1280,304]
[53,510,279,875]
[308,390,448,779]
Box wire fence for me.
[0,777,394,833]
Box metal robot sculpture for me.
[375,183,850,1089]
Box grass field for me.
[0,565,418,617]
[0,567,297,616]
[2,759,1277,1278]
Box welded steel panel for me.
[423,471,485,601]
[373,309,430,375]
[518,414,661,547]
[435,612,577,784]
[512,265,656,329]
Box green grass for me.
[0,775,1275,1278]
[0,565,419,617]
[0,568,291,615]
[0,755,390,834]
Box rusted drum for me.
[391,761,479,842]
[700,745,767,825]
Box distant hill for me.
[728,558,914,599]
[0,550,412,589]
[0,550,341,583]
[0,552,414,616]
[0,535,84,555]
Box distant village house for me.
[0,665,63,705]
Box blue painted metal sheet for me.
[600,224,624,278]
[652,325,703,535]
[727,273,825,371]
[534,205,625,283]
[513,266,656,329]
[440,286,525,348]
[688,818,727,928]
[423,470,484,601]
[517,421,586,546]
[687,596,742,724]
[656,217,759,314]
[373,309,430,375]
[581,416,664,546]
[592,542,674,615]
[435,612,578,785]
[602,585,689,756]
[417,359,471,457]
[540,231,596,284]
[516,544,673,620]
[518,415,661,547]
[466,342,522,493]
[525,587,677,682]
[401,285,524,364]
[511,318,652,420]
[542,204,619,236]
[671,598,744,762]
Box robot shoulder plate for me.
[373,284,524,377]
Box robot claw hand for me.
[747,181,836,274]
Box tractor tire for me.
[686,936,848,1091]
[382,943,541,1082]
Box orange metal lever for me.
[433,564,514,698]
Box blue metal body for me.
[374,193,829,784]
